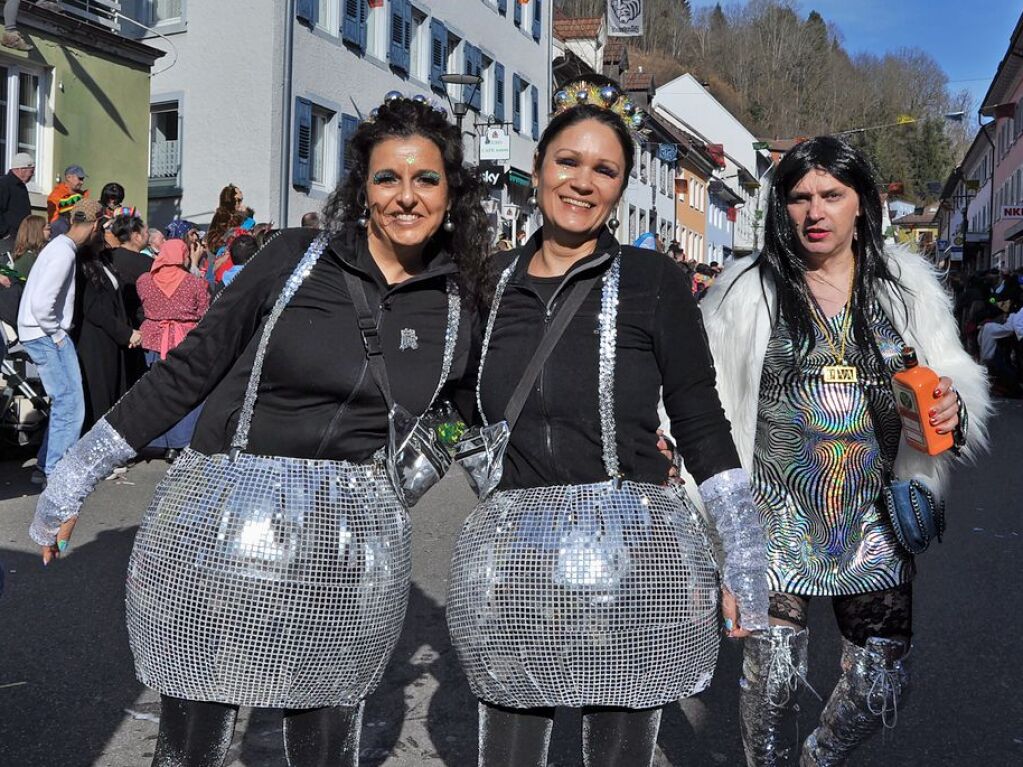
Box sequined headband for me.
[553,81,644,130]
[365,90,449,123]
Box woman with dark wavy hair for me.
[29,94,488,767]
[702,135,990,765]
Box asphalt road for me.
[0,401,1021,767]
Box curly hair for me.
[321,97,493,307]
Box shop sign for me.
[480,127,511,161]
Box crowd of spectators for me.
[952,267,1023,396]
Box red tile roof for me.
[623,72,654,91]
[603,39,627,64]
[553,16,603,40]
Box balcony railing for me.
[60,0,121,32]
[149,140,179,180]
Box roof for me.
[603,39,627,64]
[623,72,654,92]
[981,12,1023,112]
[759,137,804,153]
[892,212,938,227]
[553,16,603,41]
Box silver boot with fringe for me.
[800,636,910,766]
[740,626,810,766]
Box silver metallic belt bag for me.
[453,254,603,499]
[341,263,460,508]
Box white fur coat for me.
[699,245,991,498]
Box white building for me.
[653,73,770,255]
[938,123,994,272]
[121,0,551,230]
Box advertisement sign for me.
[478,161,505,192]
[608,0,643,37]
[1001,205,1023,219]
[480,126,511,161]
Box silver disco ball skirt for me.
[125,448,411,708]
[447,481,721,709]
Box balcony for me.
[61,0,121,32]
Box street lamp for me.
[439,73,483,134]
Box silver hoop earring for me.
[607,216,620,232]
[357,208,370,228]
[443,212,455,232]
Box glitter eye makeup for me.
[418,170,442,185]
[372,170,398,184]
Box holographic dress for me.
[751,304,913,596]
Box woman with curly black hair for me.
[29,94,489,767]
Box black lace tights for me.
[767,583,913,646]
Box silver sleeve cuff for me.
[698,467,770,630]
[29,418,136,546]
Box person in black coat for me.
[73,240,141,429]
[0,152,34,250]
[106,212,151,384]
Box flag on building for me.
[607,0,643,37]
[706,143,726,168]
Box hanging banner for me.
[480,126,511,161]
[607,0,643,37]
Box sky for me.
[690,0,1021,112]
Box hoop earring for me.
[443,211,455,232]
[607,216,620,232]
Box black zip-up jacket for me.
[479,229,739,489]
[107,227,475,461]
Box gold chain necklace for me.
[808,255,858,384]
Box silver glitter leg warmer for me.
[800,637,911,766]
[740,626,809,766]
[29,417,135,546]
[698,468,770,630]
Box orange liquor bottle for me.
[891,347,953,456]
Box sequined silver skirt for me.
[447,481,721,709]
[125,448,411,708]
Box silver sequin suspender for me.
[476,254,623,480]
[230,234,460,458]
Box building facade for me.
[706,177,740,265]
[5,4,161,218]
[653,74,771,256]
[937,124,994,273]
[123,0,551,230]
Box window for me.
[149,101,180,184]
[512,74,527,133]
[463,44,483,112]
[144,0,183,25]
[409,8,428,81]
[429,19,447,91]
[365,0,387,59]
[309,106,333,186]
[0,66,44,184]
[628,205,637,242]
[342,0,368,50]
[293,98,337,191]
[532,0,542,41]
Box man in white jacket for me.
[18,198,101,479]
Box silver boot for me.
[800,636,910,766]
[740,626,810,766]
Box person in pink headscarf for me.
[136,238,210,460]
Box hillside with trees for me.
[555,0,971,202]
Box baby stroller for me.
[0,320,49,448]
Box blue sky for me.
[690,1,1020,110]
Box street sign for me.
[752,141,770,150]
[1000,205,1023,219]
[949,247,964,262]
[937,239,949,250]
[953,235,964,246]
[480,127,511,161]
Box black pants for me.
[152,695,362,767]
[478,700,664,767]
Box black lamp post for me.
[440,73,483,135]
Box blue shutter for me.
[514,0,521,27]
[343,0,367,50]
[339,113,360,182]
[464,45,481,111]
[296,0,317,25]
[494,62,505,123]
[497,0,507,16]
[531,84,539,140]
[390,0,409,73]
[293,97,312,190]
[430,19,448,92]
[512,74,522,132]
[532,0,542,41]
[403,0,413,70]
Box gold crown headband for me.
[553,81,644,130]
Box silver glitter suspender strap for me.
[475,257,519,427]
[430,277,462,408]
[230,234,329,456]
[474,253,623,481]
[598,255,622,480]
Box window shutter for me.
[403,0,413,68]
[531,84,539,140]
[532,0,542,41]
[464,45,481,111]
[293,97,313,190]
[512,74,522,132]
[339,113,360,182]
[494,62,505,123]
[430,19,448,91]
[498,0,507,16]
[514,0,521,27]
[390,0,409,72]
[342,0,363,48]
[296,0,317,25]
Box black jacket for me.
[0,172,31,240]
[479,229,739,489]
[107,227,476,462]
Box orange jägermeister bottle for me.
[891,347,953,456]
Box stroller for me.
[0,319,49,449]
